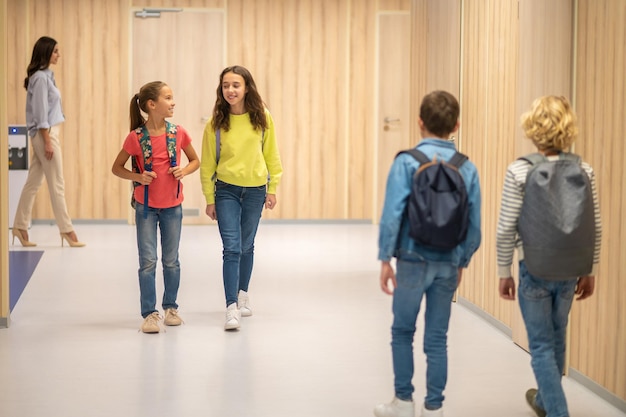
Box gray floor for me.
[2,223,624,417]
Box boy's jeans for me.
[391,259,458,409]
[518,261,577,417]
[135,203,182,318]
[215,181,266,307]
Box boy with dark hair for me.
[375,91,482,417]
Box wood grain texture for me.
[132,0,223,7]
[7,0,130,221]
[226,0,355,219]
[4,0,400,223]
[511,0,573,351]
[376,12,411,222]
[571,0,626,400]
[349,0,377,219]
[1,0,9,321]
[379,0,410,11]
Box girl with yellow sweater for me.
[200,66,283,330]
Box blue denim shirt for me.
[378,138,482,267]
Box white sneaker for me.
[238,290,252,317]
[224,303,241,330]
[421,404,443,417]
[373,397,414,417]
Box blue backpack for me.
[397,149,469,250]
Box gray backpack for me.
[518,152,595,279]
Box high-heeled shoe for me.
[60,232,86,247]
[12,228,36,247]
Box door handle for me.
[384,117,400,124]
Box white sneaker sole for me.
[224,320,240,330]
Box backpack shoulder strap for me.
[165,121,177,167]
[518,152,547,166]
[131,127,144,181]
[135,125,153,219]
[215,128,221,163]
[137,125,152,171]
[396,149,430,164]
[559,152,581,164]
[448,151,468,168]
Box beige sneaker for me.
[164,308,183,326]
[238,290,252,317]
[141,312,162,333]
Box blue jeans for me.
[391,259,458,408]
[215,181,266,307]
[518,261,577,417]
[135,203,182,318]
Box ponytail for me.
[129,93,144,131]
[129,81,167,132]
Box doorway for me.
[132,9,225,224]
[375,12,411,221]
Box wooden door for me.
[132,9,225,224]
[375,12,411,222]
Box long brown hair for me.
[129,81,167,131]
[211,65,268,132]
[24,36,57,90]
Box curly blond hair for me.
[520,95,578,151]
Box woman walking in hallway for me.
[12,36,84,247]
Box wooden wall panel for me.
[1,0,9,326]
[379,0,410,11]
[5,0,26,124]
[457,0,492,311]
[409,0,427,137]
[481,0,518,323]
[509,0,573,350]
[132,0,222,7]
[226,0,351,219]
[4,0,393,222]
[348,0,377,219]
[410,0,462,153]
[572,0,626,400]
[425,0,461,95]
[7,0,130,221]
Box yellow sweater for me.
[200,110,283,205]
